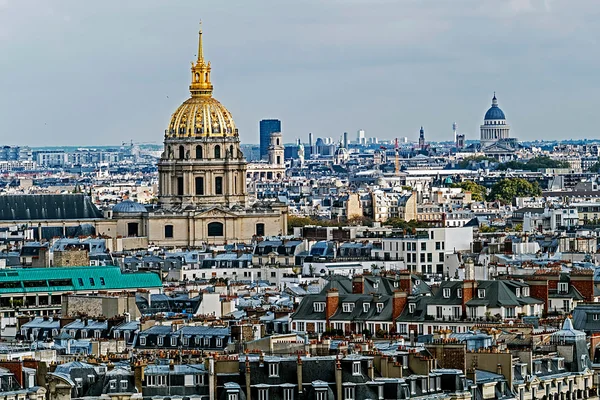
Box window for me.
[439,253,444,262]
[216,337,223,347]
[195,177,204,195]
[363,303,370,313]
[352,362,361,375]
[558,282,568,293]
[314,302,325,312]
[147,375,167,387]
[457,288,462,298]
[78,278,84,286]
[258,388,268,400]
[157,336,164,346]
[120,380,128,390]
[443,288,451,298]
[344,386,355,400]
[505,307,515,318]
[342,303,355,313]
[420,253,425,262]
[315,391,326,400]
[109,380,116,389]
[99,277,105,285]
[256,223,265,236]
[94,330,101,339]
[177,177,184,195]
[208,222,224,237]
[139,336,146,345]
[409,303,415,313]
[228,394,239,400]
[171,336,177,346]
[269,363,279,377]
[453,307,461,319]
[283,388,293,400]
[215,176,223,195]
[427,253,432,262]
[377,303,384,313]
[436,306,442,319]
[164,224,174,238]
[515,288,521,297]
[214,145,221,159]
[89,277,95,286]
[435,242,441,250]
[183,336,189,346]
[421,242,426,251]
[204,337,210,346]
[478,289,485,298]
[196,145,203,159]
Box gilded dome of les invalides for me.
[166,28,237,138]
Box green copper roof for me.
[0,266,161,294]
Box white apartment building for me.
[371,227,473,275]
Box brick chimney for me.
[326,289,339,323]
[398,270,412,294]
[392,291,408,321]
[462,281,477,316]
[352,275,364,294]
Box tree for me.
[450,181,487,201]
[589,160,600,173]
[487,178,542,204]
[497,156,569,171]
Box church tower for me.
[268,132,284,167]
[158,26,248,209]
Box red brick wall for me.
[399,271,412,293]
[571,276,595,302]
[0,361,23,387]
[527,280,549,312]
[392,291,408,320]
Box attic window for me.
[478,289,486,298]
[343,303,355,313]
[409,303,415,313]
[269,363,279,377]
[373,282,379,289]
[352,361,361,375]
[377,303,384,313]
[109,380,116,389]
[363,303,370,313]
[99,277,105,285]
[443,288,451,298]
[415,280,420,286]
[515,288,521,297]
[457,289,463,298]
[313,302,325,312]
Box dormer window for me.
[523,287,530,297]
[478,289,486,299]
[457,289,463,298]
[409,303,415,313]
[515,288,521,297]
[557,359,564,370]
[443,288,451,298]
[343,303,355,313]
[377,303,384,313]
[415,279,421,286]
[352,362,361,375]
[394,281,399,288]
[269,363,279,377]
[373,282,379,289]
[363,303,370,313]
[314,302,325,312]
[558,282,568,293]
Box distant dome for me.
[484,94,506,120]
[112,200,147,213]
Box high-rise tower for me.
[259,119,281,159]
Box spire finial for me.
[197,20,204,62]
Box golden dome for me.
[166,26,238,138]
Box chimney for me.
[169,360,175,371]
[461,281,477,316]
[466,367,476,385]
[245,358,252,400]
[133,362,146,393]
[496,364,502,375]
[392,291,408,321]
[398,270,412,293]
[352,275,364,294]
[335,358,343,400]
[325,289,339,324]
[297,354,303,396]
[525,279,549,313]
[570,270,595,302]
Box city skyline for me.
[1,0,599,146]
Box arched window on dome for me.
[178,146,185,160]
[196,145,203,159]
[229,145,234,158]
[214,145,221,159]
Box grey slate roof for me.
[0,194,103,220]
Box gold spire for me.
[197,21,204,62]
[189,22,213,97]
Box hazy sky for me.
[1,0,599,146]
